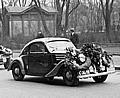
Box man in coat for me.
[70,28,79,48]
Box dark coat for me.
[70,33,79,47]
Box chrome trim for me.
[77,68,115,79]
[30,52,47,54]
[55,54,65,60]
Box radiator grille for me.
[55,54,65,61]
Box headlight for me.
[71,50,76,56]
[3,57,6,62]
[78,54,86,62]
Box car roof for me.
[22,37,70,49]
[28,37,70,44]
[20,37,72,55]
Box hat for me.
[38,31,42,34]
[70,28,74,32]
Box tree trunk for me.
[64,0,70,36]
[55,0,65,36]
[100,0,114,43]
[56,12,62,36]
[33,0,51,36]
[37,8,51,36]
[105,18,111,42]
[105,1,111,43]
[1,0,6,42]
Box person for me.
[70,28,79,48]
[0,45,4,54]
[36,31,44,39]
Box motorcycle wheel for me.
[12,63,24,81]
[93,75,108,83]
[63,68,79,86]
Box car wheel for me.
[63,68,79,86]
[93,75,108,83]
[12,63,24,81]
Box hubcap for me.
[14,68,20,75]
[66,71,73,80]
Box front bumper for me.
[77,67,115,79]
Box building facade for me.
[4,5,57,38]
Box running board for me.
[77,70,115,79]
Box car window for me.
[30,43,46,53]
[46,40,76,52]
[20,46,29,55]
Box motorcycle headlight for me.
[78,54,86,62]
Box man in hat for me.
[70,28,79,48]
[36,31,44,39]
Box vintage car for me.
[0,45,13,69]
[8,38,115,86]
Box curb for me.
[115,67,120,70]
[112,54,120,56]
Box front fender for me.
[7,56,25,75]
[45,60,65,77]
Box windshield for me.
[46,40,76,53]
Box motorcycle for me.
[63,43,115,86]
[0,45,13,69]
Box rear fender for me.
[8,56,25,75]
[45,60,65,77]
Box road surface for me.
[0,53,120,98]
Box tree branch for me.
[19,0,22,7]
[68,0,80,15]
[100,0,106,20]
[61,0,66,13]
[29,0,34,6]
[110,0,114,13]
[24,0,27,6]
[56,0,61,11]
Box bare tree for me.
[33,0,51,35]
[100,0,115,42]
[55,0,80,36]
[0,0,6,41]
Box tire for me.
[4,62,8,69]
[46,77,54,81]
[63,68,79,86]
[93,75,108,83]
[4,58,10,69]
[12,62,24,81]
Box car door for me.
[20,46,29,72]
[28,42,54,76]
